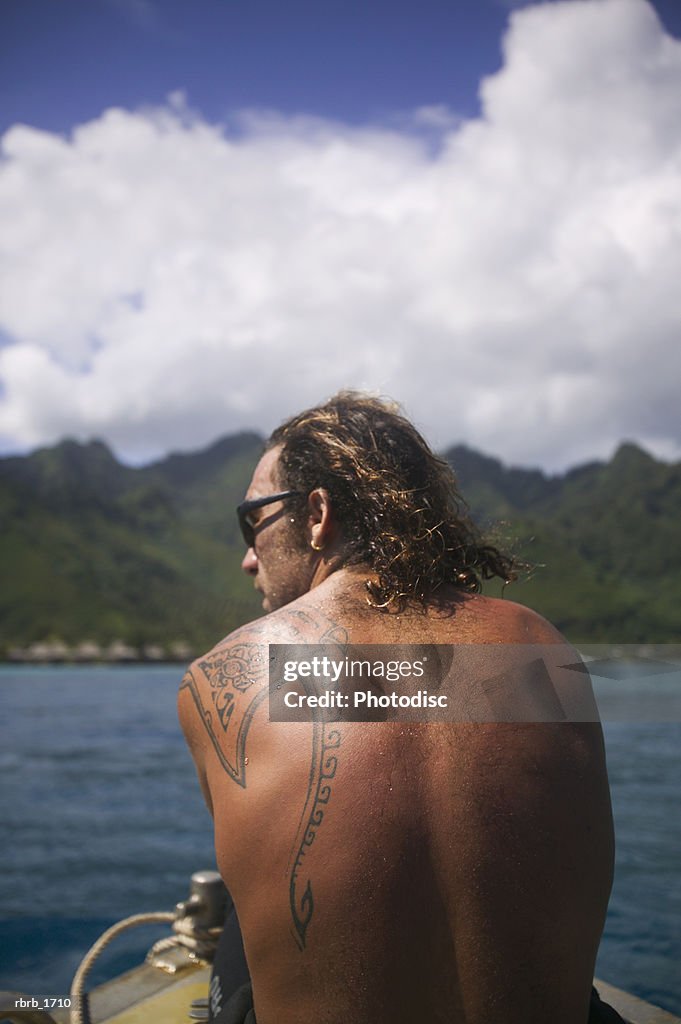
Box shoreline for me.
[2,639,196,665]
[3,642,680,666]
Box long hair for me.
[267,392,516,608]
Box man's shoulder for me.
[227,597,350,648]
[178,621,277,791]
[456,593,567,645]
[178,601,350,791]
[182,599,350,694]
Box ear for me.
[306,488,335,551]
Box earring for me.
[311,539,323,551]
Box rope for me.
[146,917,224,963]
[69,912,174,1024]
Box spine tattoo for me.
[288,722,341,950]
[285,615,348,949]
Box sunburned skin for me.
[179,572,614,1024]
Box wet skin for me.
[179,451,614,1024]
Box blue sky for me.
[2,0,508,131]
[2,0,681,469]
[3,0,681,132]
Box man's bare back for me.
[179,394,616,1022]
[179,572,614,1024]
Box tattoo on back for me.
[180,643,267,788]
[288,722,341,950]
[285,616,349,949]
[183,610,349,947]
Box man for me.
[179,392,616,1024]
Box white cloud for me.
[1,0,681,470]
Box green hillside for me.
[1,434,679,657]
[448,442,681,642]
[0,434,264,656]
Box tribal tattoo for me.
[288,721,342,950]
[285,614,349,949]
[180,642,267,788]
[183,609,349,946]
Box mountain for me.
[1,435,679,657]
[0,433,264,655]
[444,442,681,641]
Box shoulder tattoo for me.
[180,643,267,789]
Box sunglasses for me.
[236,490,303,548]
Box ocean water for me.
[1,665,680,1014]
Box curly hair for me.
[266,392,516,609]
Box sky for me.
[1,0,681,471]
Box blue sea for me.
[1,665,680,1014]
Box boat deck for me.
[39,965,681,1024]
